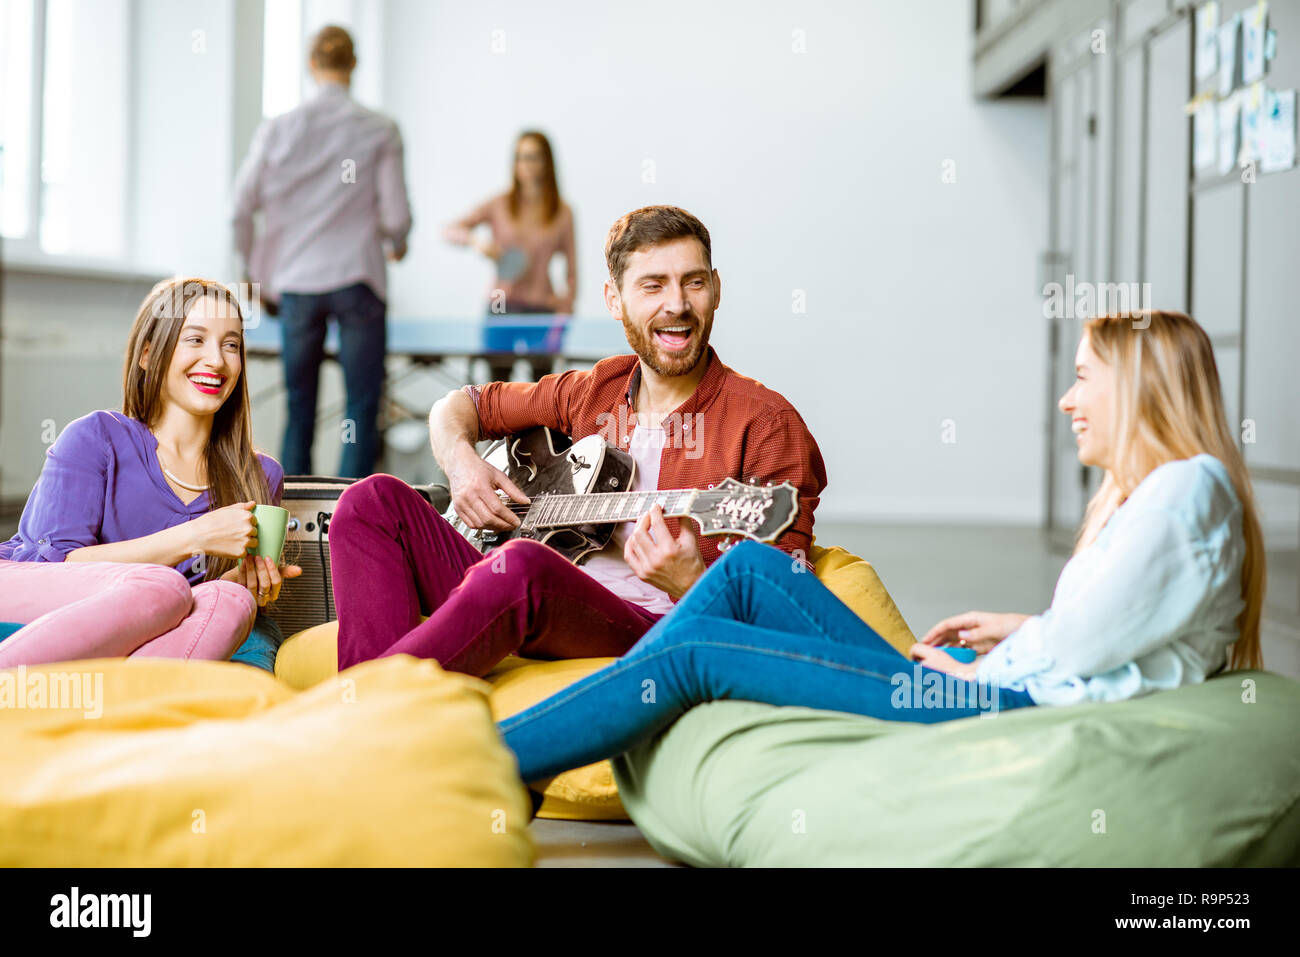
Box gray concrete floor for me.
[532,818,678,868]
[814,520,1069,643]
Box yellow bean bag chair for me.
[0,655,533,866]
[275,541,916,821]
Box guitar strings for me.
[495,500,664,514]
[493,493,689,516]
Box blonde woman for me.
[497,310,1265,782]
[0,278,300,668]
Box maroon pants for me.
[329,474,663,676]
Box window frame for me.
[2,0,45,260]
[2,0,141,277]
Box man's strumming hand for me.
[624,505,706,601]
[446,442,530,532]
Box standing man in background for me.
[233,25,412,479]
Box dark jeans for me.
[279,282,386,479]
[500,540,1037,781]
[328,474,662,675]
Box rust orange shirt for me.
[462,346,826,574]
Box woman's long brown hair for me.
[507,130,561,223]
[122,277,271,580]
[1076,310,1265,670]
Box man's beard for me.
[620,307,712,378]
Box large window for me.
[1,0,129,261]
[262,0,382,120]
[2,0,380,267]
[263,0,303,118]
[0,0,36,240]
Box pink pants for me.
[0,559,257,667]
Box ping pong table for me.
[242,314,632,443]
[243,314,630,367]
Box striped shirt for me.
[232,82,412,302]
[463,346,826,581]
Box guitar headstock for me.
[687,477,799,544]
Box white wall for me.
[132,0,241,278]
[0,269,159,499]
[380,0,1050,523]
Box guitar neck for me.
[524,489,698,530]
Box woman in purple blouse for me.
[0,277,299,669]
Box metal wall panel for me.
[1190,182,1244,337]
[1144,18,1191,311]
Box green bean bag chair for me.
[612,670,1300,866]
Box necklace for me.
[157,449,208,492]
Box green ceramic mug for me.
[248,505,289,563]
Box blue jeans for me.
[279,282,386,478]
[229,613,284,673]
[500,540,1036,781]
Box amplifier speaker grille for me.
[264,477,448,638]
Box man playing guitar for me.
[329,205,826,675]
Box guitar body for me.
[446,426,637,563]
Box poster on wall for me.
[1195,99,1218,171]
[1218,95,1240,175]
[1218,13,1240,96]
[1241,2,1269,85]
[1242,83,1263,164]
[1196,3,1220,83]
[1260,88,1297,172]
[1240,83,1264,164]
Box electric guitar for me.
[443,426,799,563]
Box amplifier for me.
[265,476,450,638]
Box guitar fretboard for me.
[526,489,697,529]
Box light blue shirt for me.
[976,454,1245,706]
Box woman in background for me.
[444,130,577,382]
[0,277,299,669]
[498,310,1266,782]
